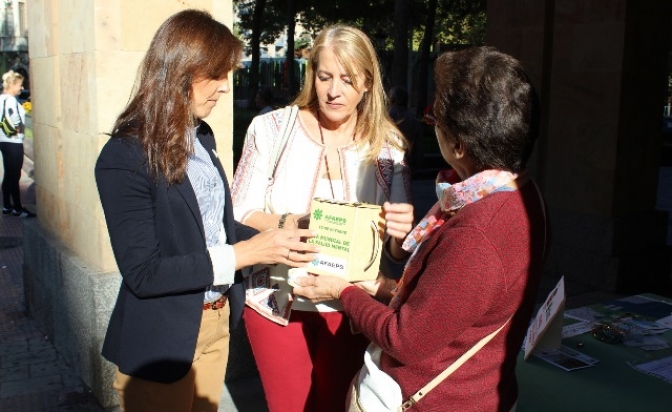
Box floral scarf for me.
[392,169,519,304]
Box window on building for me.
[19,2,27,37]
[2,5,14,37]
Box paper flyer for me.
[533,345,600,371]
[632,355,672,384]
[523,276,566,360]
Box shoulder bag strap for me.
[264,105,299,212]
[401,317,512,411]
[267,105,298,179]
[15,100,23,128]
[530,178,547,259]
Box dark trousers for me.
[0,141,24,210]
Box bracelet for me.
[278,213,290,229]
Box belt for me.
[203,295,227,311]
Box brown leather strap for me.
[203,295,227,310]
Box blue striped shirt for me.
[186,131,236,302]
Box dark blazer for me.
[95,121,257,383]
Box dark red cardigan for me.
[342,182,546,411]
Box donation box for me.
[306,198,384,282]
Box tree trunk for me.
[249,0,267,108]
[285,0,297,98]
[416,0,438,117]
[391,0,409,89]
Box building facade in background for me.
[1,0,28,88]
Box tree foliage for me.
[235,0,403,50]
[433,0,486,45]
[234,0,486,106]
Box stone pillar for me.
[26,1,238,407]
[487,0,672,292]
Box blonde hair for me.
[2,70,23,91]
[292,26,405,161]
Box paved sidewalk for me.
[0,152,111,411]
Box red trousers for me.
[244,307,369,412]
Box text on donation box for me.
[307,198,384,282]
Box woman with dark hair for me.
[295,46,546,411]
[95,10,318,411]
[232,25,414,412]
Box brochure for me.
[631,355,672,384]
[533,345,600,371]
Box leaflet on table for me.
[631,355,672,384]
[562,321,593,339]
[656,314,672,328]
[603,296,672,319]
[617,319,669,336]
[564,306,601,322]
[623,335,670,351]
[628,319,669,334]
[533,346,600,371]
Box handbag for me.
[348,319,511,412]
[244,105,300,325]
[0,98,21,137]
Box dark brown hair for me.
[112,9,242,184]
[433,46,540,172]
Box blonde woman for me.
[0,70,33,218]
[232,26,414,412]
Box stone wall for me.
[488,0,672,292]
[23,220,121,407]
[25,1,240,407]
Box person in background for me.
[231,25,414,412]
[255,86,274,115]
[0,70,34,218]
[294,46,546,412]
[95,10,318,412]
[388,85,422,170]
[294,36,312,60]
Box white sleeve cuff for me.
[208,244,236,285]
